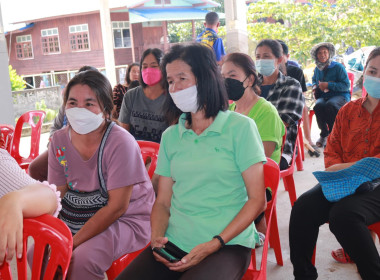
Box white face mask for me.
[66,107,104,135]
[169,85,199,113]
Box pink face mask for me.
[142,68,162,86]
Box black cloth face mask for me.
[225,77,248,101]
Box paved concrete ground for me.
[16,116,378,279]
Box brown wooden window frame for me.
[15,35,33,60]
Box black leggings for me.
[115,245,251,280]
[289,184,380,280]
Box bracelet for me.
[213,235,225,248]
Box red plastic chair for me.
[242,158,282,280]
[309,73,354,129]
[281,122,303,206]
[10,110,46,171]
[0,214,73,280]
[137,140,160,179]
[0,125,15,152]
[105,141,159,279]
[106,244,150,280]
[311,221,380,266]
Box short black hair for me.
[161,43,228,125]
[64,71,113,120]
[276,39,289,55]
[125,62,140,85]
[205,12,219,25]
[256,39,283,59]
[139,48,164,88]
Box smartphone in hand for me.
[153,241,187,263]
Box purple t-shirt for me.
[48,124,155,247]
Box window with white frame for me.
[15,35,33,59]
[112,21,131,48]
[69,24,90,51]
[41,28,60,54]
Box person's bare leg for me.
[302,106,314,145]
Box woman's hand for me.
[151,236,170,264]
[318,81,329,92]
[0,193,23,265]
[166,239,220,272]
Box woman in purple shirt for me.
[48,70,155,280]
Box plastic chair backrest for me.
[347,72,354,97]
[137,141,160,179]
[242,158,280,280]
[280,128,287,155]
[10,110,46,166]
[281,121,302,176]
[0,125,14,152]
[0,215,73,280]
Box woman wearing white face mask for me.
[289,47,380,280]
[48,70,155,280]
[116,44,267,280]
[255,39,304,170]
[119,48,169,143]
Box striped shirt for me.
[0,148,61,216]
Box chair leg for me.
[309,110,314,130]
[298,125,305,161]
[312,246,316,266]
[268,208,283,266]
[283,175,297,207]
[295,135,304,171]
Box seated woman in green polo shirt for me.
[116,44,267,280]
[222,52,285,246]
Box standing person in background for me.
[112,63,140,120]
[28,66,99,182]
[255,39,304,170]
[311,42,350,148]
[119,48,168,143]
[277,40,320,156]
[196,11,226,65]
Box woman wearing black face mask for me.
[222,53,285,164]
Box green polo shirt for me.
[155,110,266,253]
[230,98,285,164]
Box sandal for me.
[255,232,265,248]
[331,248,354,264]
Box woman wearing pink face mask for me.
[118,48,169,143]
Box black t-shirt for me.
[286,63,307,92]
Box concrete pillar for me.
[99,0,117,86]
[224,0,249,54]
[0,3,15,125]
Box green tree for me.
[247,0,380,65]
[9,65,25,91]
[167,21,204,43]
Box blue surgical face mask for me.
[256,59,276,76]
[364,75,380,99]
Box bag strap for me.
[97,121,115,198]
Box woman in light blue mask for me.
[255,39,304,170]
[289,46,380,280]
